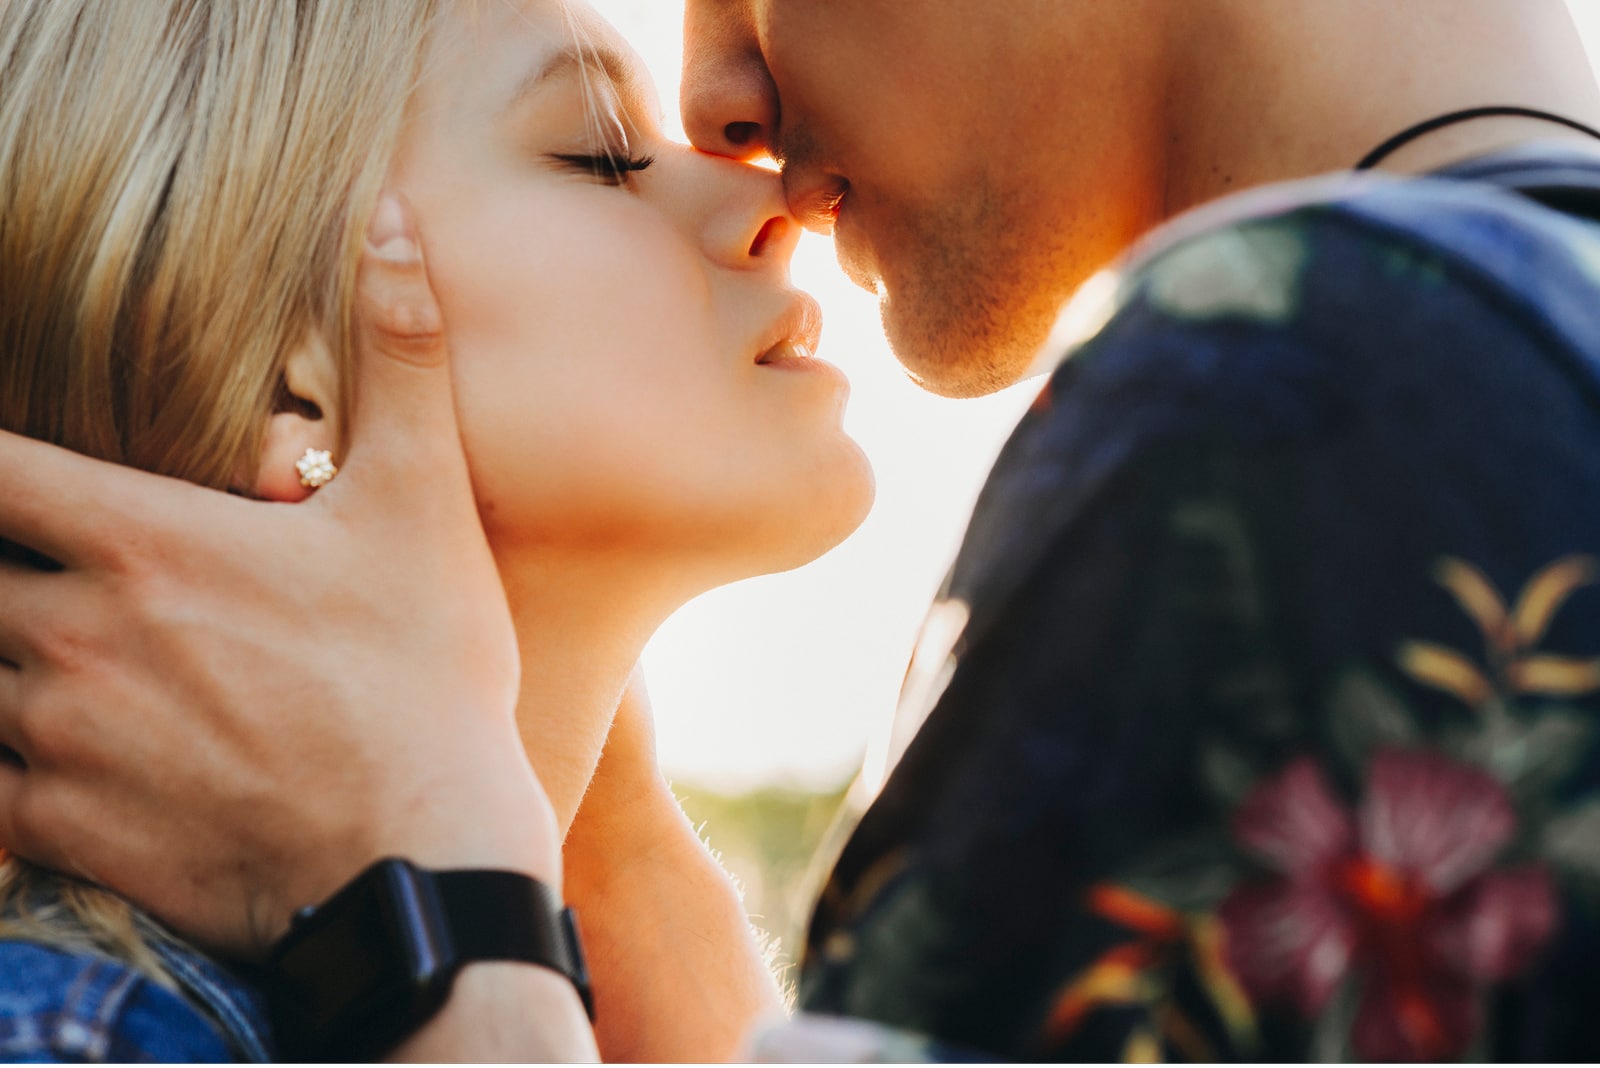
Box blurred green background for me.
[672,779,852,975]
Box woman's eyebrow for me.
[506,42,640,114]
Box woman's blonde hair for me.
[0,0,440,984]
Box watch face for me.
[270,859,455,1039]
[277,883,392,1028]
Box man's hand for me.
[0,196,556,958]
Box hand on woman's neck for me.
[1158,0,1600,216]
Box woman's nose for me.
[716,159,799,271]
[680,0,778,162]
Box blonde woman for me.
[0,0,871,1061]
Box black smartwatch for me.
[262,857,594,1062]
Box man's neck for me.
[1158,0,1600,218]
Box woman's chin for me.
[743,439,877,578]
[482,437,876,600]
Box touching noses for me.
[680,2,778,161]
[718,159,799,271]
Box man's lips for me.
[783,170,878,293]
[785,175,849,235]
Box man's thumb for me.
[336,192,469,500]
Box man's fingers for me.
[356,193,446,370]
[0,561,47,666]
[336,192,472,504]
[0,661,20,758]
[0,431,206,569]
[0,773,79,879]
[0,763,24,851]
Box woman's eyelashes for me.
[550,149,655,187]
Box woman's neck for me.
[493,546,690,833]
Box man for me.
[4,0,1600,1060]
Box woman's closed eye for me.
[551,150,655,187]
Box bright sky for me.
[594,0,1600,792]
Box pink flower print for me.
[1218,750,1557,1062]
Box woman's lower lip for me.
[760,353,828,370]
[758,339,815,367]
[758,342,849,385]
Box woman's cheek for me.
[444,342,691,545]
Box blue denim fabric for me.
[0,938,273,1063]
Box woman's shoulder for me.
[0,939,252,1063]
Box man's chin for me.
[879,291,1046,399]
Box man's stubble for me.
[872,179,1082,399]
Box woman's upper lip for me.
[755,293,824,364]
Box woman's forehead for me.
[425,0,656,120]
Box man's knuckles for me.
[11,686,109,769]
[3,778,76,862]
[368,289,444,343]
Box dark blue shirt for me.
[796,147,1600,1061]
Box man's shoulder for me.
[1130,146,1600,289]
[952,150,1600,628]
[0,940,236,1062]
[1029,145,1600,473]
[1040,153,1600,386]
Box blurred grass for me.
[671,779,852,975]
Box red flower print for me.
[1218,750,1556,1062]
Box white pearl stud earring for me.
[295,447,338,490]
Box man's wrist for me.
[263,857,591,1061]
[389,960,599,1062]
[257,761,562,948]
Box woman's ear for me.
[251,332,342,502]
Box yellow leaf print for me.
[1434,558,1513,653]
[1123,1028,1164,1064]
[1509,655,1600,697]
[1046,955,1157,1042]
[1405,555,1600,707]
[1190,916,1258,1047]
[1399,641,1494,706]
[1513,556,1598,648]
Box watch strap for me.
[263,859,594,1062]
[434,868,595,1021]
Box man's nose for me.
[681,2,778,162]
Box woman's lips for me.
[753,298,847,388]
[754,293,823,366]
[756,338,816,367]
[758,336,850,396]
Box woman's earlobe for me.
[249,335,341,501]
[253,412,337,502]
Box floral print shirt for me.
[784,147,1600,1062]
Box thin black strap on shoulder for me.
[1429,143,1600,226]
[1356,106,1600,171]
